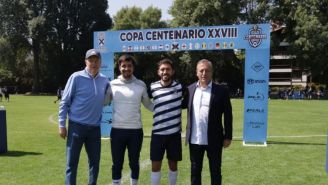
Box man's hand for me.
[223,139,231,148]
[59,127,67,139]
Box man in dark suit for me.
[182,59,233,185]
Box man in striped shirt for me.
[150,58,183,185]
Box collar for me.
[84,68,99,78]
[118,75,137,83]
[196,81,212,90]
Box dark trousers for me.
[66,121,101,185]
[189,144,222,185]
[110,128,143,180]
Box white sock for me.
[112,179,121,185]
[169,170,178,185]
[130,178,138,185]
[151,171,161,185]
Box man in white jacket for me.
[110,54,153,185]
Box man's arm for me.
[58,74,75,139]
[104,81,112,105]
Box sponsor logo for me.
[251,62,264,72]
[223,42,227,49]
[208,42,214,49]
[244,25,267,48]
[165,44,170,50]
[181,43,187,50]
[247,78,266,85]
[172,43,179,50]
[195,43,200,49]
[189,43,193,49]
[246,108,265,113]
[215,42,220,49]
[151,45,158,50]
[229,42,234,48]
[202,42,207,49]
[247,92,264,101]
[249,121,265,128]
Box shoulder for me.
[135,79,147,88]
[187,82,197,89]
[98,73,107,78]
[150,80,161,89]
[69,70,85,80]
[110,79,121,86]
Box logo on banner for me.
[223,42,227,49]
[215,42,220,49]
[195,43,200,49]
[251,62,264,72]
[247,78,266,85]
[181,43,187,50]
[208,43,214,49]
[189,43,193,49]
[244,25,267,48]
[172,43,179,50]
[202,42,207,49]
[165,44,170,51]
[246,108,265,113]
[229,42,235,48]
[248,92,264,101]
[97,32,105,47]
[249,121,265,128]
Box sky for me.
[107,0,174,20]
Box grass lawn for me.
[0,95,327,185]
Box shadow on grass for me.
[233,139,326,146]
[267,141,326,146]
[0,150,42,157]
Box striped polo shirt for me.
[150,80,183,135]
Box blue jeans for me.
[66,121,101,185]
[110,128,143,180]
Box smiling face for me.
[158,63,174,85]
[119,59,134,79]
[196,60,213,87]
[85,56,101,77]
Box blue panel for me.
[243,49,270,143]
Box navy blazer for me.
[182,82,233,148]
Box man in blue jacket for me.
[58,49,111,185]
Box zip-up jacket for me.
[58,68,111,128]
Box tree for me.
[169,0,245,90]
[270,0,328,86]
[0,0,112,93]
[112,6,168,85]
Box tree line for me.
[0,0,327,94]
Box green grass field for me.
[0,95,327,185]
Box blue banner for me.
[243,49,269,144]
[94,24,270,140]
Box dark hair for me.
[118,54,136,67]
[157,58,174,70]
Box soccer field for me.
[0,95,327,185]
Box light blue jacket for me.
[58,68,111,128]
